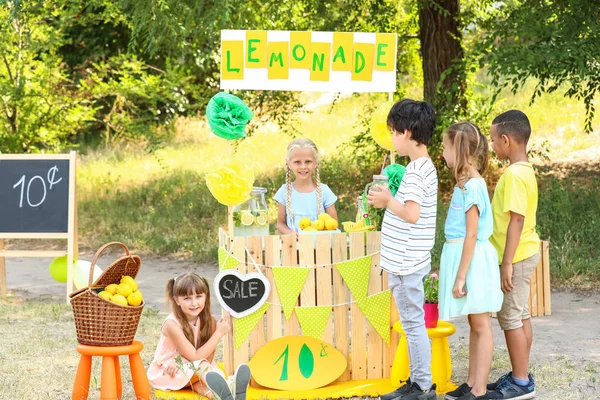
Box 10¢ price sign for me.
[0,152,78,301]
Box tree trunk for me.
[418,0,466,113]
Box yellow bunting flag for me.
[234,302,270,350]
[272,266,311,320]
[358,290,391,344]
[352,43,374,81]
[335,255,371,302]
[221,40,244,80]
[295,306,332,340]
[218,247,239,271]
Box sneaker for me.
[402,382,437,400]
[487,372,510,391]
[233,363,251,400]
[445,383,471,400]
[205,371,233,400]
[380,378,413,400]
[486,374,535,399]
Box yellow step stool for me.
[391,320,457,394]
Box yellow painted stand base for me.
[155,379,397,400]
[391,320,457,394]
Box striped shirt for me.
[380,157,438,275]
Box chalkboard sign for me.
[214,270,270,318]
[0,158,71,233]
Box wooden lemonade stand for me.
[157,29,551,399]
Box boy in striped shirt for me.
[367,99,438,400]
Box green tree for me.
[481,0,600,132]
[0,1,94,152]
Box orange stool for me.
[72,340,151,400]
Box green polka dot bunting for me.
[359,290,391,345]
[233,302,270,350]
[335,255,372,303]
[218,247,240,271]
[272,267,311,320]
[295,306,332,340]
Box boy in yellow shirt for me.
[487,110,540,400]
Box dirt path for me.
[4,255,600,398]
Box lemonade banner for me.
[221,30,397,92]
[295,305,332,340]
[233,302,271,350]
[271,266,312,320]
[335,255,372,303]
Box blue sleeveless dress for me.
[439,178,503,320]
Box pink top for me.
[146,313,221,391]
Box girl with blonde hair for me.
[274,138,338,234]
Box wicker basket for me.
[70,242,144,346]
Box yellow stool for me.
[391,320,457,394]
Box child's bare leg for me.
[523,317,533,354]
[469,313,493,397]
[466,314,476,388]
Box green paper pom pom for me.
[384,164,406,196]
[206,92,253,140]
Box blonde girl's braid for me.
[315,164,323,214]
[285,165,294,229]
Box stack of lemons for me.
[299,213,339,232]
[98,276,143,306]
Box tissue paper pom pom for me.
[205,159,255,206]
[206,92,253,140]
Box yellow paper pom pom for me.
[205,159,255,206]
[369,101,395,151]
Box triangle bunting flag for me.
[335,255,372,302]
[233,302,270,350]
[218,247,240,271]
[272,266,311,320]
[295,306,332,340]
[361,290,392,345]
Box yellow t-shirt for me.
[491,162,540,263]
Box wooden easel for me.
[0,151,78,302]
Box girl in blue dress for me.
[274,138,338,234]
[440,122,503,400]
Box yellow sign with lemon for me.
[248,336,347,391]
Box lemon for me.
[120,275,138,292]
[127,291,143,306]
[116,283,133,298]
[98,291,113,301]
[311,220,325,231]
[240,211,255,226]
[111,294,128,306]
[299,217,312,230]
[104,284,118,295]
[255,211,268,226]
[318,213,332,222]
[325,219,338,231]
[303,226,317,232]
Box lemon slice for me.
[255,211,268,226]
[240,211,255,226]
